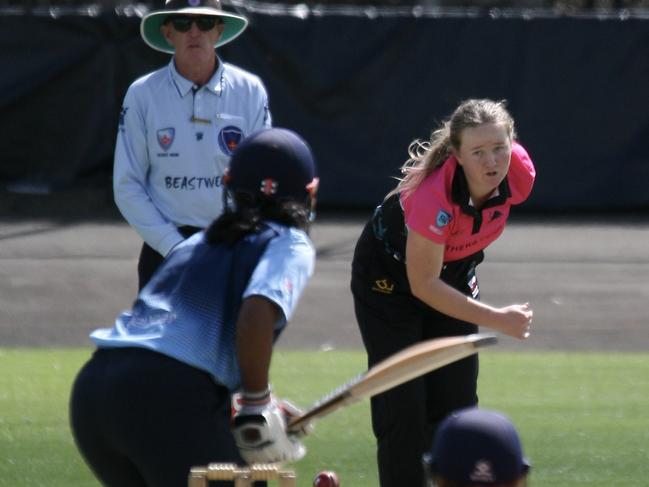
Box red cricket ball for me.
[312,470,340,487]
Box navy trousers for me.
[351,221,480,487]
[70,347,247,487]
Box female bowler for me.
[350,99,535,487]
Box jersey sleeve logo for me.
[218,125,244,155]
[157,127,175,151]
[119,106,128,127]
[435,209,452,228]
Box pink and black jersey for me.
[352,141,535,300]
[402,142,535,262]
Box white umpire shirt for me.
[113,58,272,256]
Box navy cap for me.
[225,128,318,202]
[424,408,530,485]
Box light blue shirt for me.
[90,225,314,391]
[113,59,272,256]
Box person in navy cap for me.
[422,407,531,487]
[70,128,318,487]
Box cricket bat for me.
[286,333,497,433]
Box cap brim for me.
[141,8,248,54]
[426,455,532,483]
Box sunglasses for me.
[167,16,219,32]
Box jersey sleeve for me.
[402,176,453,244]
[252,78,272,130]
[508,142,536,204]
[112,81,184,256]
[240,71,272,132]
[243,229,315,327]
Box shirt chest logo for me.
[157,127,175,151]
[218,125,243,156]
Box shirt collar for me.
[469,187,500,207]
[205,59,225,95]
[168,58,225,97]
[452,163,511,215]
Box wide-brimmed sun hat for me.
[141,0,248,54]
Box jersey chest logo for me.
[157,127,175,151]
[218,125,243,156]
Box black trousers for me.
[351,222,479,487]
[69,347,248,487]
[137,226,202,291]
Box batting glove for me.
[278,398,314,437]
[232,390,306,464]
[232,392,313,437]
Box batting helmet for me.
[422,408,530,486]
[224,128,318,203]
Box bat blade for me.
[287,333,497,433]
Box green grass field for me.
[1,348,648,486]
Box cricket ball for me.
[313,470,340,487]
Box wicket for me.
[188,463,297,487]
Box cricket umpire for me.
[350,99,535,487]
[114,0,272,290]
[70,128,318,487]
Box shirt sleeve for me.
[250,78,272,130]
[112,84,184,256]
[402,177,453,245]
[509,142,536,204]
[243,229,315,326]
